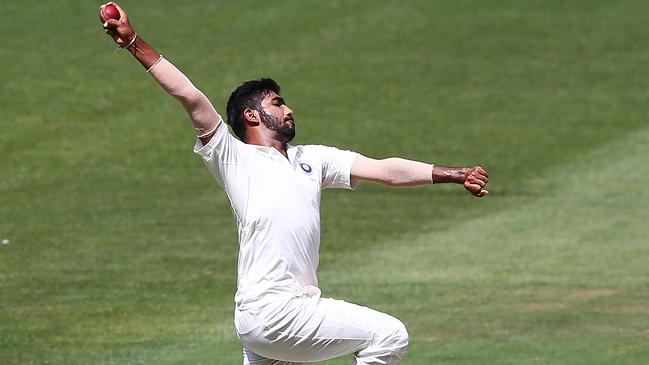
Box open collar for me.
[254,144,302,165]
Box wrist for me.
[432,166,467,184]
[459,168,470,183]
[121,32,138,49]
[125,34,147,56]
[122,28,136,42]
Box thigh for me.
[242,346,308,365]
[239,292,404,363]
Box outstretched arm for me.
[350,155,489,197]
[99,2,220,144]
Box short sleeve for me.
[193,121,248,163]
[193,121,250,187]
[319,146,359,190]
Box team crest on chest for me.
[300,163,313,174]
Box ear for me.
[243,108,260,126]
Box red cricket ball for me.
[102,4,120,21]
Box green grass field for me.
[2,1,648,364]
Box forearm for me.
[375,161,468,186]
[431,166,468,184]
[351,156,433,187]
[379,158,433,186]
[124,35,161,70]
[145,53,221,138]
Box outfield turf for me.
[1,1,648,364]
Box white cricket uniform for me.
[195,121,409,365]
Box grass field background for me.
[1,1,648,364]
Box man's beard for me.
[260,110,295,142]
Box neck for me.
[246,133,289,158]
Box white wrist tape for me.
[146,55,164,73]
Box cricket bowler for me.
[100,3,489,364]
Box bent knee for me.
[378,317,409,350]
[371,319,409,363]
[392,319,409,349]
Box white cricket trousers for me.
[235,286,408,365]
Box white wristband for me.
[121,32,138,49]
[146,55,164,73]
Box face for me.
[259,91,295,142]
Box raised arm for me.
[350,155,489,197]
[99,2,220,144]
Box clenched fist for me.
[463,166,489,197]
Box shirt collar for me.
[254,144,301,164]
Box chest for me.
[251,153,320,193]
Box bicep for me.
[350,154,387,185]
[178,87,221,138]
[149,58,221,138]
[350,154,433,187]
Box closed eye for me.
[272,97,286,106]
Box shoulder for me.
[298,145,359,170]
[194,122,254,163]
[298,144,344,155]
[294,145,334,163]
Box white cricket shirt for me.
[194,121,358,310]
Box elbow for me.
[382,174,402,187]
[376,159,404,187]
[384,178,413,187]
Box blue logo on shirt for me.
[300,163,313,174]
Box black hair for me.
[226,78,281,141]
